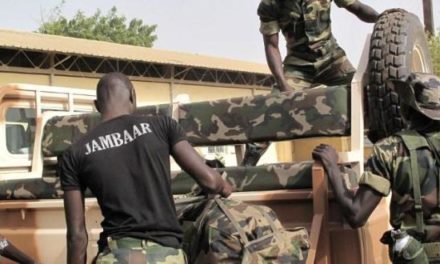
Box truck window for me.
[5,107,91,155]
[5,108,36,154]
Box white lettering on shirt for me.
[91,140,102,152]
[85,143,92,155]
[84,123,152,155]
[111,133,123,147]
[99,135,114,149]
[123,130,134,144]
[140,123,152,134]
[133,125,142,138]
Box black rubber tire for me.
[367,9,433,142]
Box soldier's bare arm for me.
[263,34,291,92]
[0,236,36,264]
[313,144,382,228]
[63,190,88,264]
[172,140,232,197]
[344,1,379,23]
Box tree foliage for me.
[429,33,440,76]
[38,3,157,47]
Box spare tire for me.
[367,9,433,142]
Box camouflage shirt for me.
[257,0,355,68]
[359,131,440,229]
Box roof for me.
[0,29,270,75]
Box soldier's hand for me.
[278,80,292,92]
[312,144,339,169]
[220,180,233,198]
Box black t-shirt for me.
[59,114,186,250]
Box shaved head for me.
[95,72,137,117]
[97,72,133,103]
[95,72,136,119]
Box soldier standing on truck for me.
[241,0,380,166]
[59,72,233,264]
[313,73,440,263]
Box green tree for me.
[38,4,157,47]
[429,33,440,76]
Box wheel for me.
[367,9,433,142]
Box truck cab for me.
[0,84,95,181]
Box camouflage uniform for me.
[257,0,356,90]
[358,73,440,263]
[360,132,440,229]
[244,0,356,166]
[95,237,186,264]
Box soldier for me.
[258,0,378,91]
[59,72,232,264]
[313,73,440,263]
[241,0,380,166]
[0,235,36,263]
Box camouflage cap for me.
[388,73,440,121]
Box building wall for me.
[174,84,253,102]
[132,81,171,105]
[0,72,270,104]
[0,72,50,85]
[51,75,98,90]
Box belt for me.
[107,237,147,250]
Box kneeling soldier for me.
[313,73,440,263]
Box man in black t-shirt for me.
[59,72,232,264]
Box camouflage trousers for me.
[284,55,355,90]
[95,237,187,264]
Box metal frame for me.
[0,84,95,180]
[0,47,274,89]
[337,35,371,176]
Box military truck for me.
[0,9,433,263]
